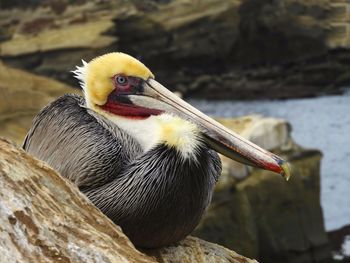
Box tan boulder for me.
[217,115,293,180]
[149,236,258,263]
[0,20,116,56]
[0,138,257,263]
[0,61,79,145]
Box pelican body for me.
[23,53,290,248]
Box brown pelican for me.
[23,52,290,248]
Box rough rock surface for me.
[0,138,153,263]
[0,138,257,263]
[217,115,292,180]
[328,225,350,260]
[0,61,79,144]
[1,0,350,99]
[148,236,258,263]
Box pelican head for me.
[73,52,291,180]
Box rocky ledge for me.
[0,138,257,263]
[0,61,79,143]
[1,0,350,99]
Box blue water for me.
[190,92,350,231]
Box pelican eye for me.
[116,76,128,85]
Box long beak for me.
[141,78,291,180]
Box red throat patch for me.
[100,101,163,119]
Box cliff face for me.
[195,150,330,263]
[1,0,350,99]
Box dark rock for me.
[328,225,350,254]
[195,149,332,263]
[1,0,350,99]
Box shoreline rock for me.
[328,225,350,260]
[0,138,257,263]
[195,116,332,263]
[195,148,331,262]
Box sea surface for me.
[190,91,350,231]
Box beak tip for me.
[280,161,292,181]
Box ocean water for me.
[189,92,350,231]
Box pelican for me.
[23,52,290,248]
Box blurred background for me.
[0,0,349,262]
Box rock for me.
[148,236,258,263]
[194,179,259,258]
[0,138,153,263]
[114,0,239,61]
[0,1,126,85]
[241,117,291,151]
[1,0,350,99]
[217,115,293,180]
[0,138,257,263]
[233,0,330,65]
[0,61,79,145]
[0,20,116,56]
[327,225,350,260]
[238,151,331,263]
[195,143,332,262]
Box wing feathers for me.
[23,94,140,188]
